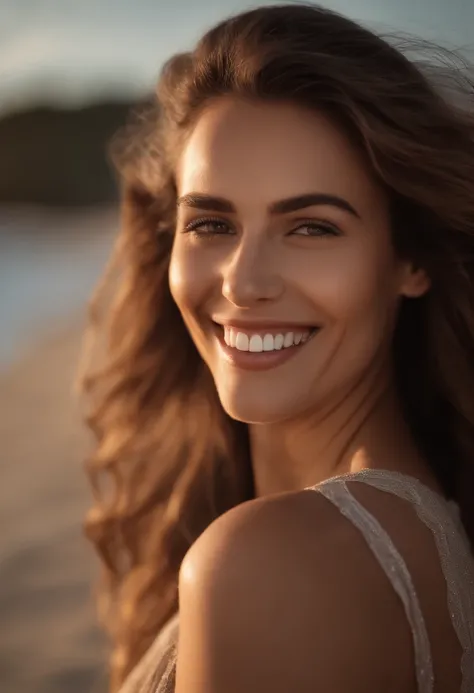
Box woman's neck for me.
[248,373,433,497]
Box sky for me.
[1,0,473,114]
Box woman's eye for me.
[182,218,339,238]
[290,223,340,237]
[184,218,233,236]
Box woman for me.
[79,4,474,692]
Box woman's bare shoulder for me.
[175,490,416,693]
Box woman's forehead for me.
[176,98,387,216]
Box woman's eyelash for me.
[182,217,341,237]
[292,221,340,237]
[184,217,233,235]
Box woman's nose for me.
[221,240,284,307]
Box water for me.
[0,206,116,368]
[0,206,116,692]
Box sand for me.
[0,200,119,693]
[0,319,109,693]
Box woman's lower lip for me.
[216,333,316,371]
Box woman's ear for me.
[399,263,431,298]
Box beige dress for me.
[119,469,474,693]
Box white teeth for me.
[223,327,314,352]
[249,335,263,352]
[235,332,249,351]
[263,334,274,351]
[274,334,284,350]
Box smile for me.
[224,326,313,352]
[213,322,319,371]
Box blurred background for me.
[0,1,473,692]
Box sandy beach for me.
[1,322,109,693]
[1,208,117,692]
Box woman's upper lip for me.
[212,318,317,330]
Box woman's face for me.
[169,98,428,423]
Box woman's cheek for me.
[301,244,395,319]
[169,245,215,315]
[169,246,195,310]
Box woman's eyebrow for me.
[177,193,235,212]
[176,192,361,219]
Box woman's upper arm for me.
[175,494,413,693]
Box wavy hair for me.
[78,4,474,690]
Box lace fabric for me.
[316,480,434,692]
[311,469,474,693]
[119,469,474,693]
[119,613,178,693]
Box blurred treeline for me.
[0,100,135,207]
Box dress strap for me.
[316,480,434,693]
[309,469,474,693]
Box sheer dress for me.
[119,469,474,693]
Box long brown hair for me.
[78,4,474,690]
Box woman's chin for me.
[217,388,302,425]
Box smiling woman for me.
[78,4,474,693]
[170,98,423,425]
